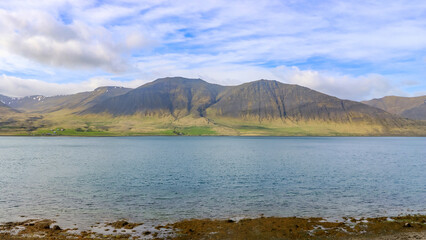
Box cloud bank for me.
[0,75,147,98]
[0,0,425,99]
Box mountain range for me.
[0,86,131,113]
[0,77,425,136]
[0,101,18,114]
[362,95,426,120]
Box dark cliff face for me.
[84,77,227,117]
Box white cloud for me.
[3,0,426,71]
[0,75,147,97]
[0,0,425,98]
[0,7,150,72]
[270,66,402,100]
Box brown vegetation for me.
[0,215,424,239]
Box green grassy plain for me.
[1,110,425,136]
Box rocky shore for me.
[0,215,425,239]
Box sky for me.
[0,0,425,100]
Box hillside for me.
[0,101,19,114]
[0,102,31,135]
[0,77,425,136]
[0,94,18,105]
[362,95,426,120]
[400,104,426,120]
[208,80,401,124]
[85,79,405,125]
[78,78,424,136]
[84,77,226,117]
[1,87,131,113]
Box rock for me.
[52,225,61,230]
[115,221,129,228]
[35,222,51,229]
[403,223,412,227]
[227,219,235,223]
[107,220,143,229]
[143,231,151,235]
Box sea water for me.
[0,137,425,227]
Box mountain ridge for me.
[83,77,227,117]
[0,101,19,114]
[84,78,406,126]
[1,77,425,136]
[1,87,131,113]
[362,95,426,120]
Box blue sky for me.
[0,0,425,100]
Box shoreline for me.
[1,215,425,239]
[1,134,426,137]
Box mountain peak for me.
[94,86,130,92]
[151,77,207,85]
[85,77,226,116]
[1,77,424,136]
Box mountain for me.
[1,77,425,136]
[400,104,426,120]
[1,87,131,113]
[0,101,19,114]
[208,80,402,125]
[84,77,226,117]
[85,78,404,126]
[362,96,426,120]
[0,94,19,106]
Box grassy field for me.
[1,110,425,136]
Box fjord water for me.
[0,137,425,227]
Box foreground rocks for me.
[0,215,425,239]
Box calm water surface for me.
[0,137,425,227]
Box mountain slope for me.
[362,96,426,120]
[0,101,19,114]
[2,77,424,136]
[84,78,412,127]
[1,87,131,113]
[0,94,19,106]
[207,80,405,125]
[84,77,226,117]
[401,104,426,120]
